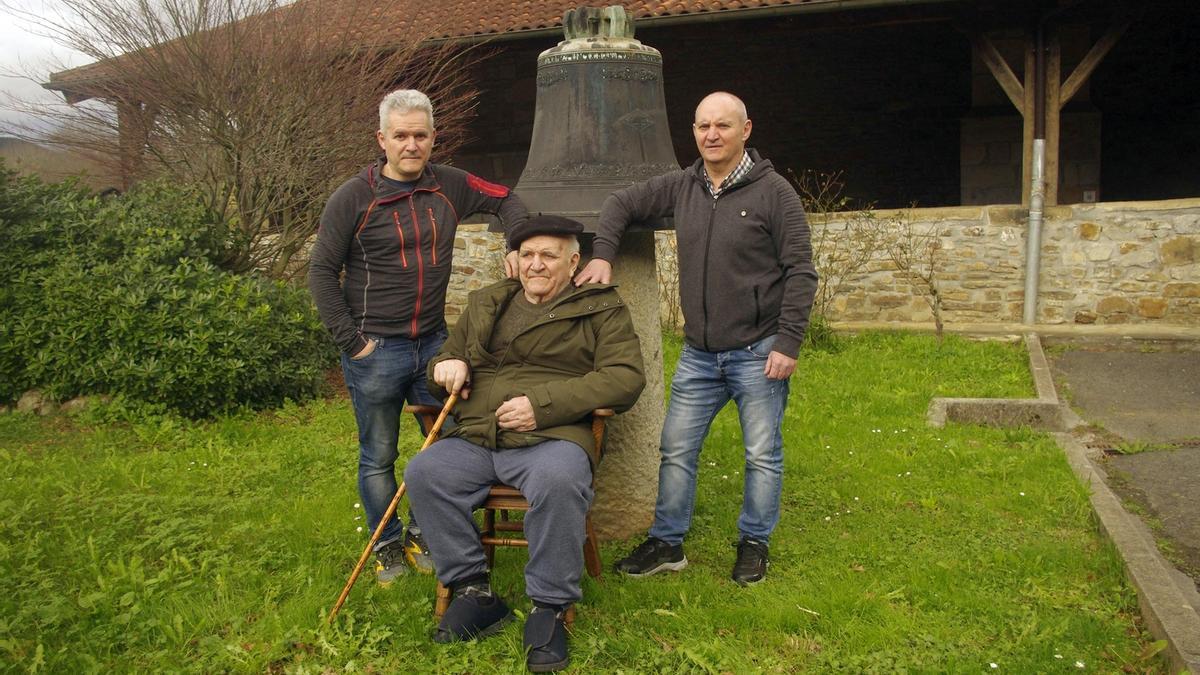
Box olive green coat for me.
[427,278,646,465]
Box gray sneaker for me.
[402,527,435,575]
[374,538,409,584]
[613,537,688,577]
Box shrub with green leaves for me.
[0,167,334,416]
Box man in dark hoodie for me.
[574,91,818,586]
[308,89,527,582]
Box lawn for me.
[0,332,1165,673]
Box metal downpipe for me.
[1024,139,1046,325]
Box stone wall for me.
[449,198,1200,329]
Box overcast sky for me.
[0,1,93,136]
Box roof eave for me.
[44,0,968,102]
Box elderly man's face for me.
[693,94,751,171]
[518,235,580,304]
[376,109,436,181]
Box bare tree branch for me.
[4,0,486,280]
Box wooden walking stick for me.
[327,393,458,623]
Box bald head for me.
[693,91,752,177]
[694,91,748,124]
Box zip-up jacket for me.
[592,149,817,358]
[308,158,528,355]
[427,279,646,465]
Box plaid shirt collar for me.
[702,151,754,198]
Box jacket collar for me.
[357,156,442,198]
[688,147,773,191]
[476,278,621,318]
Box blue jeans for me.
[341,330,446,548]
[648,335,789,545]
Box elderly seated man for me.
[404,214,646,672]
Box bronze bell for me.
[514,5,679,231]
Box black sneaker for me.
[374,538,409,584]
[731,538,768,585]
[402,527,435,575]
[613,537,687,577]
[433,582,514,643]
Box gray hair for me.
[567,235,580,256]
[379,89,435,132]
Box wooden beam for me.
[970,31,1025,113]
[1021,35,1035,206]
[1045,34,1062,206]
[1060,20,1130,108]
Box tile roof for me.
[364,0,856,42]
[46,0,900,91]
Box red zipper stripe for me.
[427,208,438,265]
[391,211,408,267]
[408,199,425,337]
[355,200,378,236]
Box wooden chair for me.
[405,405,614,627]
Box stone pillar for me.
[589,231,665,540]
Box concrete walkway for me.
[1049,342,1200,674]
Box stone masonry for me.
[449,198,1200,330]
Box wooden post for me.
[1045,31,1062,206]
[1021,34,1036,206]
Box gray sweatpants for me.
[404,437,593,605]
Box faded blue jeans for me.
[341,330,446,549]
[648,335,789,545]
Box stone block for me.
[1121,249,1158,268]
[1161,237,1197,265]
[985,206,1026,225]
[1074,310,1097,324]
[16,390,46,414]
[1138,297,1168,318]
[60,396,107,415]
[1096,296,1133,314]
[1079,222,1101,240]
[1165,283,1200,298]
[1086,244,1113,261]
[872,294,908,309]
[1117,281,1150,293]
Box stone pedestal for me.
[589,231,665,541]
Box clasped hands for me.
[433,359,536,432]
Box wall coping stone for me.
[807,197,1200,226]
[833,320,1200,341]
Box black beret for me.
[507,214,585,250]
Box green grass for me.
[0,332,1164,673]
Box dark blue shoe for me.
[524,606,569,672]
[433,583,513,643]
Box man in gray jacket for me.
[308,89,527,582]
[574,91,817,585]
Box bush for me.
[0,167,335,417]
